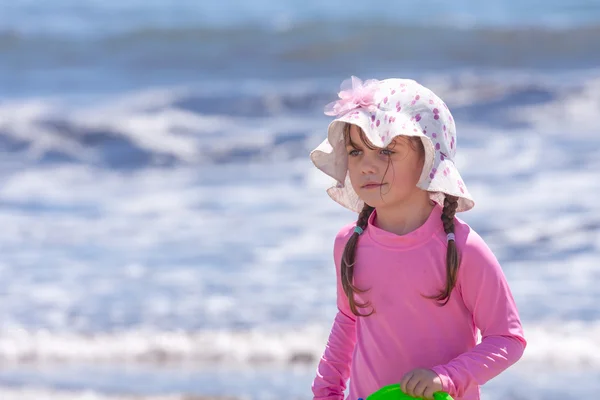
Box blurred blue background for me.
[1,1,600,399]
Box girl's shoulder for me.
[334,221,357,247]
[452,215,489,251]
[329,222,357,269]
[451,215,501,273]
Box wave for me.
[0,321,599,369]
[1,72,599,169]
[2,22,600,73]
[3,0,600,37]
[0,387,231,400]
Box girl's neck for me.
[373,193,435,236]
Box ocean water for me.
[1,1,600,399]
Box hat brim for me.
[310,110,474,213]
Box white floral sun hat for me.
[310,76,474,213]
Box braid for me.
[441,196,458,233]
[427,195,460,305]
[341,203,375,316]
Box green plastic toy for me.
[363,383,453,400]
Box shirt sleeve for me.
[431,230,527,398]
[312,226,358,400]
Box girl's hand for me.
[400,368,443,399]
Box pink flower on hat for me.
[324,76,380,116]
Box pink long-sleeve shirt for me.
[312,205,526,400]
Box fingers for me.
[401,369,441,398]
[400,371,414,394]
[404,374,420,397]
[423,387,436,400]
[413,380,429,398]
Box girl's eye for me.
[381,149,394,156]
[348,149,361,156]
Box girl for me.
[310,77,526,400]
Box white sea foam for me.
[0,387,233,400]
[0,321,597,370]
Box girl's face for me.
[345,124,425,210]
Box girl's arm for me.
[431,230,527,398]
[312,226,358,400]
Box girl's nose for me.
[360,157,378,175]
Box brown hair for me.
[426,195,459,305]
[340,123,460,316]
